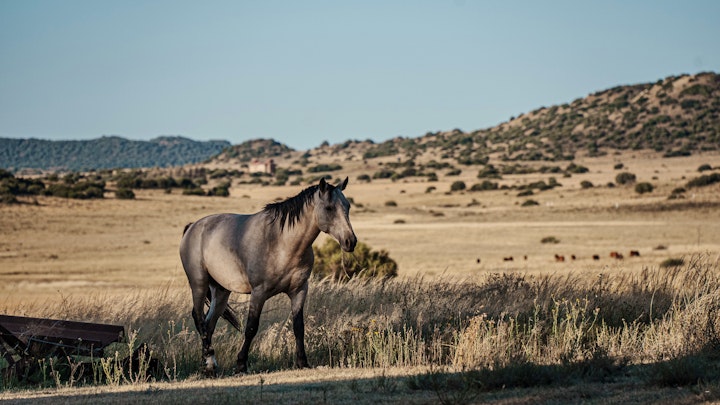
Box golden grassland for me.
[1,151,720,403]
[1,151,718,300]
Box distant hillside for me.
[338,72,720,164]
[0,136,231,172]
[210,138,295,163]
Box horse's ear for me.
[318,177,328,194]
[339,177,348,191]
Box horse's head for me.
[314,177,357,252]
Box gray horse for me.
[179,177,357,374]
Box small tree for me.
[635,182,654,194]
[450,181,466,192]
[615,172,637,185]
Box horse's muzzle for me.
[342,234,357,252]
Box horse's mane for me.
[263,185,319,231]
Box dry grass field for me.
[2,151,720,403]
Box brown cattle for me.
[592,255,600,260]
[554,254,565,262]
[571,255,577,260]
[629,250,640,257]
[610,251,624,259]
[503,256,514,261]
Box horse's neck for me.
[277,204,320,254]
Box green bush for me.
[565,162,589,174]
[477,165,501,179]
[357,174,371,182]
[450,181,466,192]
[697,164,713,172]
[580,180,594,189]
[615,172,637,185]
[634,182,654,194]
[470,180,499,191]
[308,164,343,173]
[373,170,396,179]
[312,239,398,281]
[686,173,720,188]
[182,187,206,196]
[541,236,560,244]
[521,199,539,207]
[660,257,684,268]
[115,188,136,200]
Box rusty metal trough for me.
[0,314,125,379]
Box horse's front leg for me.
[237,292,265,374]
[290,284,309,369]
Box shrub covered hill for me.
[346,72,719,164]
[0,135,230,172]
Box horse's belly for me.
[206,255,252,294]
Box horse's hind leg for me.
[203,283,231,374]
[189,283,212,372]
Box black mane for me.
[263,185,320,230]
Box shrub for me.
[307,164,343,173]
[115,188,136,200]
[450,181,466,192]
[615,172,637,185]
[385,200,397,207]
[660,257,684,268]
[634,182,654,194]
[686,173,720,188]
[425,186,436,193]
[470,181,499,192]
[357,174,371,182]
[312,239,398,281]
[541,236,560,244]
[477,165,501,179]
[521,199,539,207]
[446,169,462,176]
[517,190,534,197]
[182,188,206,196]
[207,183,230,197]
[613,163,624,170]
[580,180,594,189]
[566,162,589,174]
[373,170,396,179]
[697,164,713,172]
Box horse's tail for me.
[204,289,242,332]
[221,306,242,332]
[183,222,193,236]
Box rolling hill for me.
[0,136,231,172]
[3,72,718,173]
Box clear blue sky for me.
[1,1,718,150]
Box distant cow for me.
[629,250,640,257]
[592,255,600,260]
[610,251,624,259]
[554,254,565,262]
[503,256,514,261]
[571,255,577,260]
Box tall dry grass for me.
[2,253,720,390]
